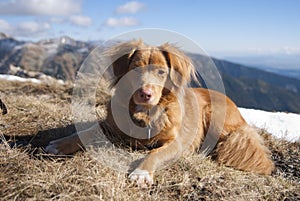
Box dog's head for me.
[108,40,196,108]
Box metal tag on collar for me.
[147,126,151,139]
[147,110,151,139]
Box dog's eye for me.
[158,70,166,76]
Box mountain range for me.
[224,55,300,79]
[0,33,94,81]
[1,32,299,113]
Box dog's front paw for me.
[45,135,81,155]
[45,139,65,155]
[129,169,153,187]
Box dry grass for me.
[0,79,299,201]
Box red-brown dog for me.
[46,40,274,186]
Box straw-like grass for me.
[0,80,299,200]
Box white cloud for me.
[246,47,300,55]
[69,15,92,27]
[281,47,300,55]
[0,19,13,31]
[0,0,82,16]
[50,17,66,24]
[0,19,51,37]
[104,17,139,27]
[116,1,145,14]
[50,15,92,27]
[17,21,51,36]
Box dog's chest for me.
[131,105,170,138]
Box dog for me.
[46,40,274,185]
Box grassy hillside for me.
[0,80,299,200]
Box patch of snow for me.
[239,108,300,142]
[0,74,41,84]
[12,44,24,51]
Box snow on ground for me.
[239,108,300,142]
[0,74,64,85]
[0,74,41,84]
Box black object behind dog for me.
[0,99,7,115]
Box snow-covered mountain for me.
[0,33,94,80]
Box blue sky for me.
[0,0,299,57]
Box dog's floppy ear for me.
[107,40,143,82]
[160,43,196,87]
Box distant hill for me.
[0,33,93,80]
[264,67,300,80]
[1,33,299,113]
[243,65,300,80]
[190,54,300,113]
[224,55,300,80]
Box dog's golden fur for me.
[46,40,274,185]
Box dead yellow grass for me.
[0,80,299,200]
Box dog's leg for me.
[215,125,274,175]
[45,123,102,155]
[45,133,82,155]
[129,137,182,186]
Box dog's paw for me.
[45,140,64,155]
[129,169,153,187]
[44,134,81,155]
